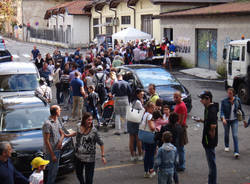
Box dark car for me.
[116,65,192,112]
[0,49,12,63]
[0,95,75,176]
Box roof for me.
[0,61,37,75]
[230,39,250,45]
[152,0,234,4]
[44,0,91,19]
[158,1,250,17]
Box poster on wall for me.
[176,37,191,53]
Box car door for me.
[228,45,241,84]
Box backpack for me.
[95,72,107,104]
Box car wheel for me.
[238,83,250,104]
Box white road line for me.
[23,54,30,58]
[12,54,20,58]
[177,78,224,83]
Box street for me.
[5,39,250,184]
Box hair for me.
[227,87,235,96]
[0,141,10,155]
[88,85,95,91]
[135,88,143,96]
[152,110,163,120]
[168,112,179,125]
[156,99,163,107]
[162,131,172,143]
[81,112,93,128]
[163,105,170,110]
[88,69,95,75]
[50,105,59,116]
[146,101,155,111]
[149,83,156,90]
[75,71,80,77]
[72,63,77,70]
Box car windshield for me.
[0,74,38,92]
[1,107,50,132]
[135,68,179,88]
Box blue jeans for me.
[223,120,239,153]
[144,143,156,172]
[205,148,217,184]
[158,171,173,184]
[177,146,185,170]
[87,106,101,125]
[45,150,60,184]
[75,157,95,184]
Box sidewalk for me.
[179,67,221,79]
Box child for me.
[154,131,177,184]
[87,85,101,129]
[29,157,50,184]
[153,110,168,132]
[163,105,170,121]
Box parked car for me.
[0,49,12,63]
[0,94,75,176]
[116,65,192,112]
[0,61,39,97]
[0,36,6,49]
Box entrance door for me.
[197,29,217,70]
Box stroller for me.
[101,97,115,129]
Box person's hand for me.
[243,120,248,128]
[209,130,215,139]
[56,142,63,150]
[222,119,227,125]
[102,157,107,164]
[52,154,57,162]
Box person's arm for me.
[64,131,77,137]
[153,149,162,172]
[56,128,65,150]
[178,113,185,126]
[220,100,227,125]
[96,131,106,164]
[13,162,29,184]
[209,124,217,139]
[43,132,57,162]
[148,119,155,131]
[80,86,86,97]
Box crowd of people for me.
[1,41,250,184]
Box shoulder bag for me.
[126,102,145,123]
[138,114,155,144]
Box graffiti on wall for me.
[222,37,231,48]
[176,37,191,53]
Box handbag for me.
[138,114,155,144]
[127,103,145,123]
[237,109,243,121]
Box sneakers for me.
[144,172,150,178]
[138,155,144,161]
[130,156,136,162]
[224,147,230,152]
[149,171,156,178]
[234,153,240,158]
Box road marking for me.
[95,162,143,171]
[177,78,224,83]
[23,54,30,58]
[12,54,20,58]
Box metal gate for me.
[197,29,217,70]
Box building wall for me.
[73,15,89,45]
[90,0,161,42]
[161,15,250,69]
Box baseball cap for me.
[198,91,213,100]
[31,157,50,170]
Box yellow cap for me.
[31,157,50,170]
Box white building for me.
[44,0,91,48]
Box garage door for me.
[197,29,217,70]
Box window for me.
[93,18,99,39]
[242,46,245,61]
[163,28,173,41]
[229,46,240,61]
[141,15,153,35]
[121,16,131,25]
[106,17,113,35]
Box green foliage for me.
[179,59,194,69]
[216,63,227,79]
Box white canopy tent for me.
[112,27,152,48]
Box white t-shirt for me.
[139,112,153,132]
[29,171,44,184]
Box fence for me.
[29,27,71,44]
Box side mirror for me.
[223,48,227,60]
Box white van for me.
[0,61,39,96]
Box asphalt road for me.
[5,39,250,184]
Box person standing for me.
[220,88,246,158]
[65,112,106,184]
[0,141,29,184]
[42,105,65,184]
[196,91,219,184]
[35,78,52,104]
[34,53,44,70]
[29,157,50,184]
[173,91,187,172]
[31,45,40,60]
[148,84,159,105]
[53,63,62,105]
[111,74,131,135]
[133,46,141,64]
[60,70,70,110]
[70,72,86,121]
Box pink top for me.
[155,118,168,132]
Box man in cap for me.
[195,91,219,184]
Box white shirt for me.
[139,112,153,132]
[229,103,236,120]
[29,171,44,184]
[36,84,52,101]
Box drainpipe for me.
[95,9,102,34]
[109,6,117,33]
[127,4,136,28]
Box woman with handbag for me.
[220,88,247,158]
[64,112,107,184]
[127,89,145,161]
[139,101,156,178]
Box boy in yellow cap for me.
[29,157,50,184]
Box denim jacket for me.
[220,96,245,120]
[154,143,177,173]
